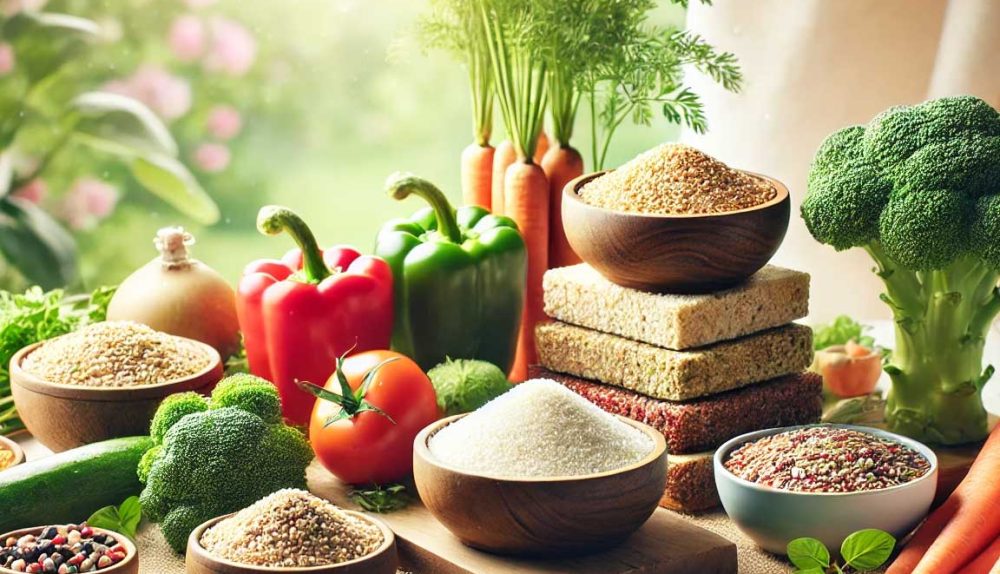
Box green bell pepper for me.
[376,173,526,373]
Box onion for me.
[107,227,241,358]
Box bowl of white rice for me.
[413,379,668,556]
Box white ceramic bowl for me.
[714,424,937,554]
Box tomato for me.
[307,350,440,484]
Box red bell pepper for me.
[236,205,394,425]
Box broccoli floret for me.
[149,392,207,443]
[801,95,1000,445]
[139,373,313,553]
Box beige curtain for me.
[681,0,1000,322]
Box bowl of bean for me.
[714,424,938,554]
[10,321,223,452]
[562,144,789,293]
[0,523,137,574]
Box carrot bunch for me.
[887,425,1000,574]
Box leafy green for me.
[0,285,115,434]
[786,530,895,574]
[349,483,410,513]
[787,537,830,570]
[840,529,896,571]
[87,496,142,540]
[812,315,877,350]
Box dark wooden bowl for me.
[0,434,25,471]
[562,170,790,293]
[9,338,222,452]
[0,526,138,574]
[413,414,668,556]
[186,511,398,574]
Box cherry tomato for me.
[308,350,440,484]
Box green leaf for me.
[0,197,77,289]
[787,537,830,570]
[795,568,826,574]
[349,483,410,513]
[117,496,142,538]
[86,505,121,533]
[841,529,895,570]
[130,154,220,225]
[72,92,179,157]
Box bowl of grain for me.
[563,143,790,293]
[186,489,397,574]
[413,379,668,557]
[714,424,938,554]
[10,321,223,452]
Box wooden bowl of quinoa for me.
[10,321,222,452]
[563,144,790,293]
[714,424,938,554]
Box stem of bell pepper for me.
[257,205,330,283]
[386,173,463,244]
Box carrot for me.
[889,425,1000,574]
[541,144,584,268]
[461,143,495,210]
[504,160,549,381]
[957,536,1000,573]
[491,140,516,215]
[534,130,550,165]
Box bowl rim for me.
[10,337,222,400]
[564,168,790,219]
[416,413,668,483]
[187,509,396,573]
[0,525,137,573]
[713,423,939,498]
[0,434,24,470]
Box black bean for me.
[40,527,57,541]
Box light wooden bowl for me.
[186,511,398,574]
[562,170,790,293]
[413,414,668,556]
[0,434,25,471]
[9,338,222,452]
[0,526,138,574]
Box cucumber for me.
[0,436,153,532]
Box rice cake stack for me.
[533,263,822,512]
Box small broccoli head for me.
[149,392,207,443]
[208,373,282,424]
[803,95,1000,269]
[139,374,311,553]
[972,194,1000,269]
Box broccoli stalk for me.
[802,96,1000,445]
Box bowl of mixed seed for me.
[562,143,790,293]
[714,424,938,554]
[10,321,223,452]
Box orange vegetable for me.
[541,144,584,268]
[811,343,881,398]
[461,143,495,210]
[534,130,550,164]
[504,160,549,381]
[889,425,1000,573]
[956,536,999,574]
[491,140,516,215]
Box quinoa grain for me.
[580,143,776,214]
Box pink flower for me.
[1,0,46,16]
[104,65,192,121]
[168,15,205,62]
[206,105,242,140]
[12,179,46,204]
[0,43,13,76]
[204,17,256,76]
[184,0,216,8]
[59,178,119,230]
[193,143,231,173]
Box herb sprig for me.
[787,529,896,574]
[87,495,142,540]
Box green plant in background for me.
[801,95,1000,445]
[786,529,895,574]
[0,10,217,290]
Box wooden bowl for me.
[562,170,790,293]
[186,511,398,574]
[0,434,25,471]
[9,338,222,452]
[0,526,138,574]
[413,414,668,556]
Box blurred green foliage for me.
[2,0,685,289]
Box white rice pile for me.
[428,379,654,477]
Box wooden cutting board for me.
[307,461,738,574]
